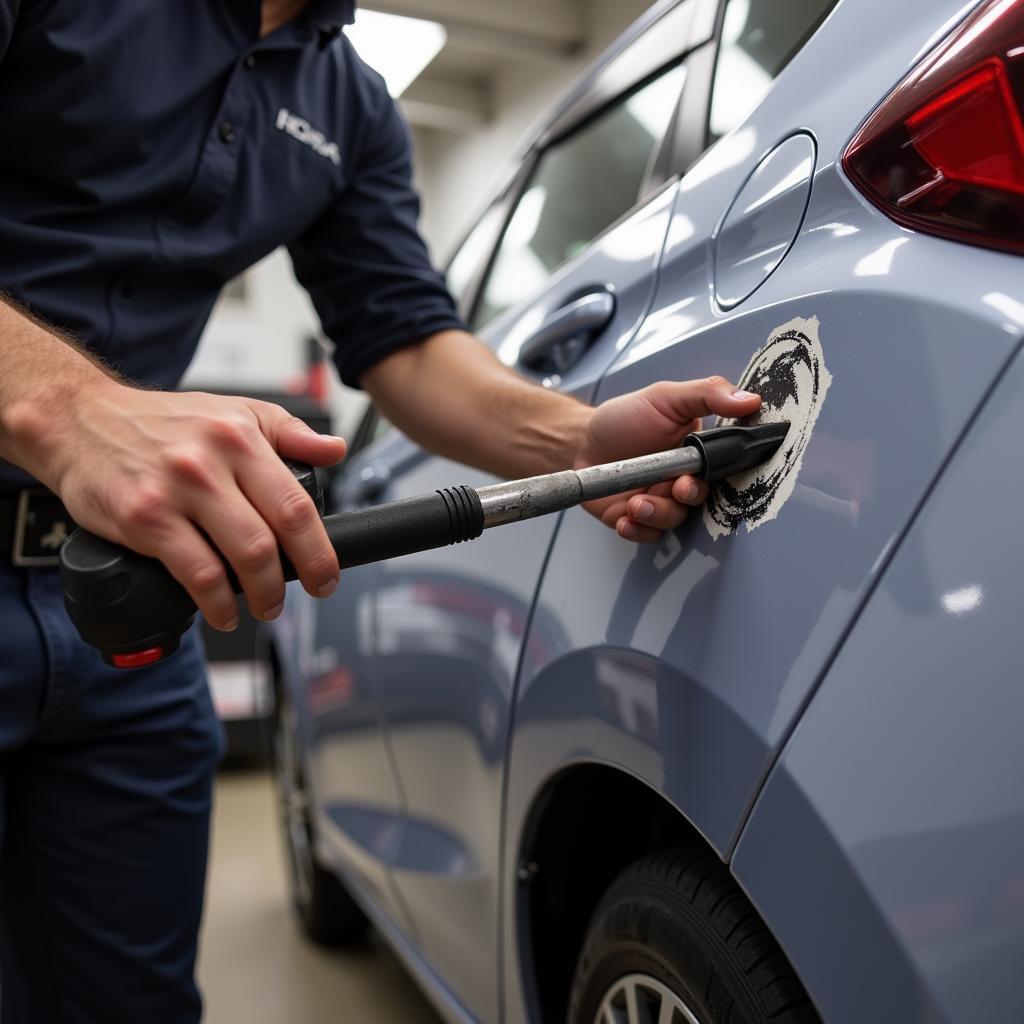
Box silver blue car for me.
[270,0,1024,1021]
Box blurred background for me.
[195,3,655,1021]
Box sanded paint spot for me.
[704,315,831,539]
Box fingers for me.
[122,511,240,631]
[616,516,666,543]
[644,376,762,425]
[670,475,708,507]
[236,443,339,604]
[188,478,293,621]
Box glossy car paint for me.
[271,0,1024,1021]
[713,132,816,309]
[733,345,1024,1023]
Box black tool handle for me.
[61,483,484,667]
[327,486,484,568]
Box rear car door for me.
[362,5,713,1018]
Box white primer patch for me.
[704,315,832,540]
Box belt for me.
[0,489,77,567]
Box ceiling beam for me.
[364,0,584,47]
[400,77,490,133]
[442,21,577,65]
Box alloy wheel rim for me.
[594,973,704,1024]
[274,699,315,907]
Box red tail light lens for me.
[843,0,1024,255]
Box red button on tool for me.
[112,646,165,668]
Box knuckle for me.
[236,531,277,571]
[120,484,171,528]
[207,414,257,453]
[276,489,316,533]
[302,548,336,578]
[704,374,729,389]
[188,560,226,593]
[165,446,214,485]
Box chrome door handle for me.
[519,290,615,375]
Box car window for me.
[445,204,505,316]
[472,61,687,331]
[708,0,839,142]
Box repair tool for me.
[60,422,788,667]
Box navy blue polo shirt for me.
[0,1,464,445]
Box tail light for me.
[843,0,1024,255]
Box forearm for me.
[0,298,121,486]
[360,330,593,479]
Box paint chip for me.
[704,315,832,539]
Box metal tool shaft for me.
[477,447,704,528]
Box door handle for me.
[519,290,615,375]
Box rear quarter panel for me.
[733,343,1024,1024]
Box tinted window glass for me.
[474,62,686,329]
[445,204,504,314]
[708,0,838,141]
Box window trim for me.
[467,57,692,332]
[449,0,720,334]
[536,0,715,152]
[444,160,534,330]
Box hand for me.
[575,377,761,543]
[38,379,347,630]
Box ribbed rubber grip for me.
[324,485,484,569]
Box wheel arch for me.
[514,762,711,1023]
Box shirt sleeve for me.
[288,62,467,390]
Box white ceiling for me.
[365,0,652,133]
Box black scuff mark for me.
[705,325,828,537]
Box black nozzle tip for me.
[685,422,790,483]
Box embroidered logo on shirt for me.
[275,108,341,166]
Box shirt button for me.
[243,54,256,70]
[219,121,236,143]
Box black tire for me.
[567,848,820,1024]
[272,689,368,945]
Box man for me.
[0,1,761,1020]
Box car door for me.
[361,5,713,1019]
[286,406,417,934]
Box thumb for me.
[645,376,762,424]
[246,399,347,467]
[275,417,347,467]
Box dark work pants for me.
[0,563,224,1023]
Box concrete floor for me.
[199,767,442,1024]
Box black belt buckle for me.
[13,489,74,567]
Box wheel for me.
[567,849,820,1024]
[272,688,368,945]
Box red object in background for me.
[286,334,330,405]
[843,0,1024,255]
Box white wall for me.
[186,0,652,437]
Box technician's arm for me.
[361,329,762,543]
[0,299,345,630]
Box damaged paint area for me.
[704,315,831,539]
